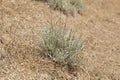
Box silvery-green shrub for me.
[40,26,84,66]
[39,0,86,14]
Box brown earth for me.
[0,0,120,80]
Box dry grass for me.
[0,0,120,80]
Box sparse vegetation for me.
[1,0,120,79]
[40,0,86,15]
[40,26,84,67]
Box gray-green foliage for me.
[41,0,85,14]
[40,26,84,66]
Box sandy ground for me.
[0,0,120,80]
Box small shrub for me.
[39,0,86,15]
[40,26,84,67]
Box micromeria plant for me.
[40,26,84,66]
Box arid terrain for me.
[0,0,120,80]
